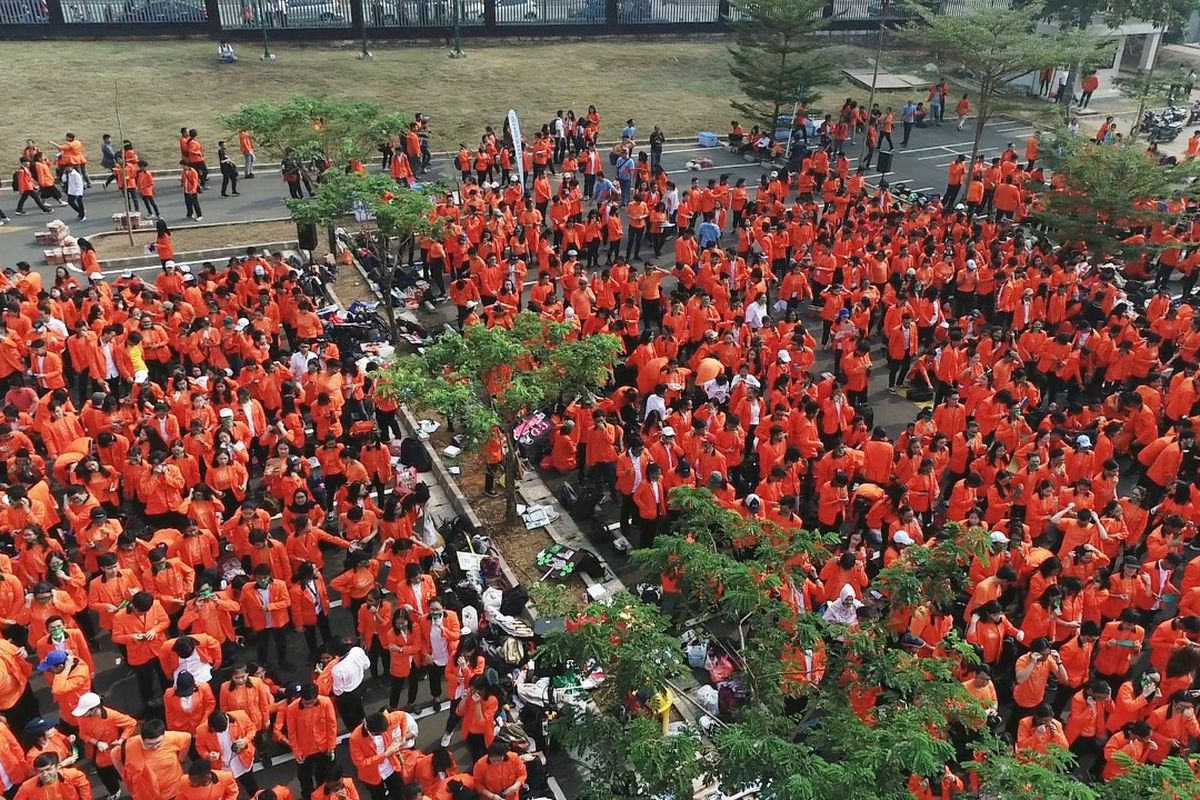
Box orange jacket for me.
[176,770,239,800]
[195,710,257,773]
[348,711,409,785]
[0,638,32,713]
[113,732,193,800]
[283,696,338,759]
[219,678,273,734]
[13,768,91,800]
[472,753,527,796]
[110,602,171,666]
[239,579,291,631]
[76,706,137,768]
[164,681,216,733]
[0,720,29,790]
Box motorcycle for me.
[1188,100,1200,125]
[1141,106,1187,143]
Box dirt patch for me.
[425,425,582,593]
[332,265,376,305]
[94,219,302,261]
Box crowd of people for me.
[0,194,544,800]
[0,76,1194,800]
[408,99,1200,788]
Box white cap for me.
[564,306,577,319]
[254,265,266,276]
[235,318,250,331]
[218,407,234,419]
[183,273,196,282]
[990,531,1010,545]
[121,270,133,279]
[465,300,478,309]
[133,369,149,383]
[567,250,578,257]
[955,203,966,210]
[72,692,102,717]
[1075,435,1092,448]
[893,531,915,546]
[179,263,192,274]
[87,271,102,281]
[163,260,176,269]
[777,349,791,363]
[745,493,762,508]
[661,426,676,437]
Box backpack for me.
[500,584,530,618]
[398,437,432,473]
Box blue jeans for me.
[618,178,631,205]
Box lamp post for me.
[449,0,465,58]
[855,0,888,173]
[256,0,275,60]
[358,0,371,58]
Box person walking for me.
[137,161,160,219]
[64,165,85,221]
[901,99,918,147]
[13,159,50,214]
[217,142,239,198]
[181,162,203,221]
[942,155,966,208]
[100,135,119,189]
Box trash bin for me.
[698,131,719,147]
[876,150,893,175]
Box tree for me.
[903,4,1096,190]
[1105,0,1200,137]
[286,171,445,338]
[374,313,622,522]
[727,0,835,134]
[536,489,1200,798]
[222,96,409,167]
[1034,128,1200,258]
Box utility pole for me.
[113,85,135,247]
[856,0,888,173]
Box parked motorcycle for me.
[1141,106,1187,143]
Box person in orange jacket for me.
[112,719,192,800]
[164,672,217,734]
[632,462,668,549]
[283,684,338,800]
[195,709,258,795]
[455,677,501,763]
[14,752,91,800]
[176,762,239,800]
[240,564,292,670]
[72,692,136,799]
[1102,721,1155,780]
[110,592,170,712]
[472,743,527,800]
[348,711,410,800]
[311,767,360,800]
[0,716,30,796]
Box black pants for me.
[619,492,636,537]
[130,661,165,711]
[364,774,406,800]
[625,227,645,260]
[466,732,488,763]
[375,409,401,441]
[390,673,420,709]
[888,356,911,388]
[97,764,122,795]
[254,626,288,666]
[296,753,332,800]
[288,180,304,199]
[192,160,209,187]
[584,173,596,197]
[236,772,260,797]
[335,685,366,732]
[902,121,914,146]
[16,191,49,212]
[184,192,202,218]
[67,194,85,219]
[1,685,39,734]
[301,613,333,657]
[222,173,239,196]
[141,194,160,217]
[942,184,960,207]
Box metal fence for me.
[0,0,988,35]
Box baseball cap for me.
[893,531,915,546]
[218,408,234,419]
[777,349,792,363]
[661,426,676,438]
[72,692,102,717]
[1075,435,1092,448]
[989,531,1010,545]
[37,650,68,672]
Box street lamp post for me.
[256,0,275,60]
[358,0,372,58]
[857,0,888,172]
[449,0,465,58]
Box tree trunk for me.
[375,232,405,344]
[503,424,520,523]
[326,224,338,256]
[963,76,991,198]
[1131,60,1160,137]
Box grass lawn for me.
[18,38,916,167]
[93,218,302,259]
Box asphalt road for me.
[0,113,1035,279]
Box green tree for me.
[538,492,1060,800]
[903,4,1098,190]
[374,313,621,521]
[1035,128,1200,258]
[1105,0,1200,137]
[727,0,834,134]
[222,96,408,167]
[286,171,445,338]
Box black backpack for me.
[398,436,432,473]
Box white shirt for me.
[241,402,258,436]
[175,651,212,684]
[331,647,370,695]
[66,171,85,196]
[289,351,312,379]
[554,118,565,138]
[703,379,730,403]
[257,587,274,628]
[630,453,644,492]
[744,301,768,330]
[0,756,12,790]
[664,188,680,216]
[430,619,450,666]
[217,728,250,778]
[373,735,396,779]
[644,394,667,421]
[303,580,324,615]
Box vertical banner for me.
[507,109,525,190]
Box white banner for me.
[508,109,524,190]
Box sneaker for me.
[232,192,240,196]
[221,193,228,197]
[186,214,194,219]
[887,386,896,394]
[13,210,26,216]
[194,216,203,221]
[78,216,86,222]
[439,733,452,748]
[245,174,255,179]
[484,489,500,497]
